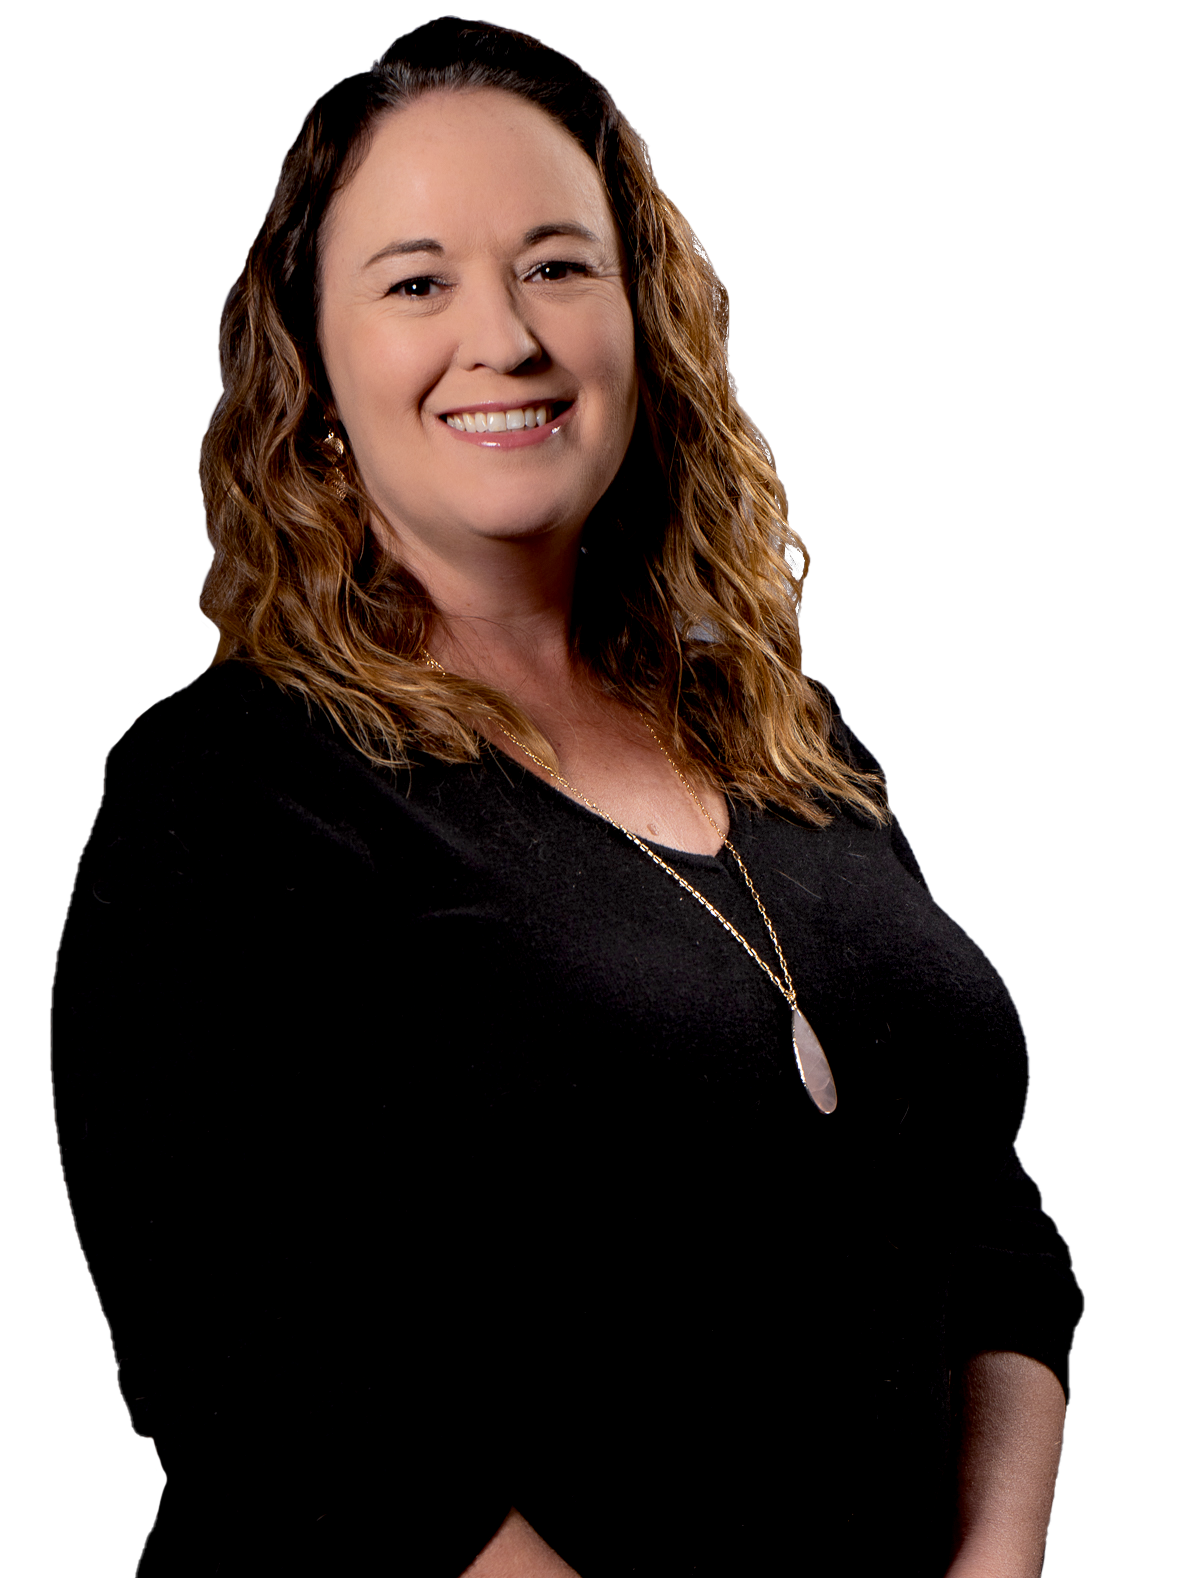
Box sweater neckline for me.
[482,738,732,869]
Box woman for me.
[53,17,1082,1576]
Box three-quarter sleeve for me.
[52,700,513,1575]
[823,690,1084,1398]
[947,1145,1083,1397]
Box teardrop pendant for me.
[792,1008,838,1114]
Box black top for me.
[53,662,1082,1576]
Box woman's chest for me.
[307,762,1028,1181]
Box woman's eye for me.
[529,260,590,283]
[388,276,441,298]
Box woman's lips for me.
[437,400,573,449]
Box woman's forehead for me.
[326,89,615,261]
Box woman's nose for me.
[455,279,543,374]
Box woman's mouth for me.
[437,400,574,447]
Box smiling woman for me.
[53,16,1081,1578]
[196,19,875,830]
[317,91,638,562]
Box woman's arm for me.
[462,1510,581,1577]
[939,1145,1080,1576]
[946,1351,1066,1578]
[461,1362,1066,1578]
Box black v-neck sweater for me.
[53,662,1082,1575]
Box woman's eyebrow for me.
[364,237,444,267]
[363,221,600,270]
[523,221,600,245]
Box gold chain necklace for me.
[421,653,837,1113]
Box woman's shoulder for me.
[109,660,306,772]
[103,660,380,811]
[805,677,884,779]
[96,661,377,860]
[801,678,927,890]
[83,662,409,902]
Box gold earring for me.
[321,429,349,501]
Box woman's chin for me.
[479,514,581,545]
[447,482,595,545]
[379,503,587,554]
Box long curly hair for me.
[199,16,885,824]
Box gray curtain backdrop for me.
[50,15,1085,1578]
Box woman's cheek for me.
[577,302,639,431]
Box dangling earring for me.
[320,429,349,501]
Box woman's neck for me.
[390,516,585,702]
[432,606,582,711]
[387,514,731,854]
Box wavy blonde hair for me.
[199,17,884,825]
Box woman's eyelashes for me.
[385,260,593,297]
[387,275,446,298]
[525,259,592,282]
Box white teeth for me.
[444,403,559,432]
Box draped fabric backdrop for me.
[2,3,1181,1572]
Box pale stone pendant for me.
[792,1008,838,1114]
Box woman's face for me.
[318,89,638,556]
